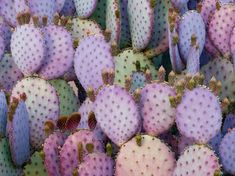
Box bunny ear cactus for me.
[173,145,221,176]
[0,138,23,176]
[0,54,23,92]
[11,13,45,75]
[11,77,60,150]
[24,151,47,176]
[7,95,30,166]
[60,130,104,176]
[127,0,154,51]
[219,128,235,175]
[115,135,176,175]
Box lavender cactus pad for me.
[11,77,60,149]
[0,35,5,60]
[140,82,176,136]
[94,85,141,146]
[0,54,23,92]
[0,0,16,27]
[176,86,222,143]
[0,91,7,137]
[219,128,235,174]
[74,35,114,91]
[38,25,74,80]
[60,130,104,176]
[222,113,235,134]
[43,132,67,176]
[60,0,76,16]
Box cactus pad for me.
[0,91,7,137]
[74,0,98,18]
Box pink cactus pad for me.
[74,0,98,18]
[74,35,114,91]
[11,24,45,75]
[77,152,114,176]
[173,145,221,176]
[140,82,176,136]
[208,4,235,56]
[38,25,74,80]
[176,86,222,143]
[60,130,104,176]
[127,0,154,50]
[116,135,176,176]
[11,77,60,149]
[94,85,141,146]
[43,132,67,176]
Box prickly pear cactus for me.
[140,82,176,136]
[0,0,17,27]
[0,54,23,92]
[208,3,235,56]
[14,0,29,14]
[43,132,67,176]
[219,128,235,175]
[74,0,98,18]
[38,23,74,80]
[0,91,7,137]
[60,0,76,16]
[74,35,114,91]
[115,135,176,176]
[77,152,114,176]
[60,130,104,176]
[127,0,154,50]
[11,15,45,75]
[231,26,235,70]
[49,79,79,116]
[221,73,235,102]
[70,17,103,41]
[0,19,12,51]
[11,77,60,149]
[90,0,107,29]
[106,0,121,44]
[7,97,30,166]
[0,138,23,176]
[0,35,5,60]
[114,49,157,87]
[175,86,222,143]
[171,0,189,14]
[28,0,56,25]
[178,10,205,63]
[173,145,221,176]
[24,151,47,176]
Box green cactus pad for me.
[0,138,23,176]
[50,79,79,116]
[114,49,157,87]
[24,151,47,176]
[90,0,107,29]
